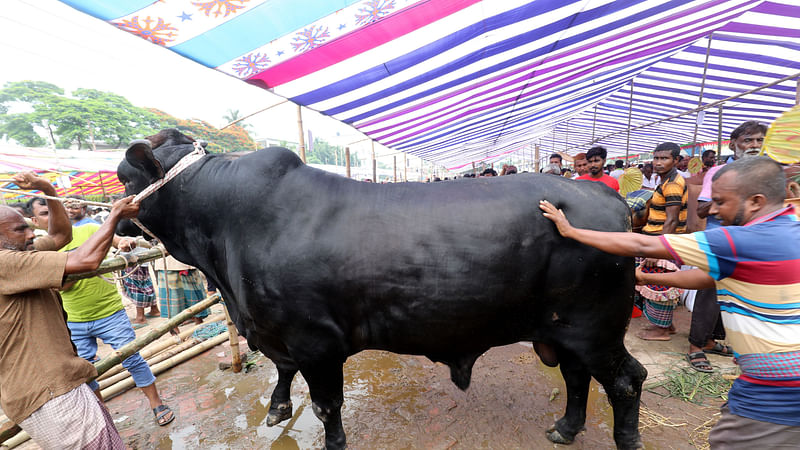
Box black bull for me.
[117,129,646,449]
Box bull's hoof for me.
[266,401,293,426]
[545,423,585,445]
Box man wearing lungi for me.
[637,142,688,341]
[0,172,137,449]
[540,156,799,448]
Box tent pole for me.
[371,141,377,182]
[717,106,723,155]
[98,172,107,200]
[566,71,800,155]
[393,156,397,183]
[625,80,635,163]
[534,143,540,173]
[419,159,423,182]
[296,105,307,163]
[345,147,351,179]
[796,77,799,105]
[591,105,597,141]
[691,33,713,156]
[404,154,407,182]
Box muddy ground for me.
[16,303,736,450]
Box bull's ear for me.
[126,139,165,181]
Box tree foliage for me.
[0,81,160,149]
[149,109,258,153]
[305,138,361,166]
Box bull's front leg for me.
[301,360,346,450]
[267,366,298,426]
[547,351,590,445]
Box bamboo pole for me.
[625,80,634,163]
[345,147,351,178]
[98,338,203,389]
[0,423,21,447]
[393,156,397,183]
[93,294,220,376]
[222,302,242,373]
[691,33,714,156]
[64,247,168,283]
[0,429,28,449]
[296,105,306,163]
[221,100,288,130]
[404,154,408,182]
[534,143,540,172]
[371,141,377,182]
[101,332,230,400]
[97,314,224,381]
[718,105,723,155]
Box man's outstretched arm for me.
[539,200,671,259]
[636,267,715,289]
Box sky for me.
[0,0,401,163]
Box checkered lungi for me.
[19,383,125,450]
[120,265,156,308]
[636,258,682,328]
[155,269,209,319]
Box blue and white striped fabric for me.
[59,0,798,168]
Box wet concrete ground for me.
[16,303,734,449]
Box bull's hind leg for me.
[547,352,590,444]
[590,349,647,449]
[267,365,298,426]
[300,360,346,450]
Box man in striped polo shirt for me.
[539,156,799,447]
[638,142,688,341]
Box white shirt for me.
[609,169,624,179]
[642,174,660,189]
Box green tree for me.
[305,138,360,166]
[0,81,160,149]
[150,109,258,153]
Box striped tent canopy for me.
[61,0,799,169]
[0,147,125,200]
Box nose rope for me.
[131,141,206,241]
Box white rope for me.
[131,141,207,240]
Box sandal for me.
[686,351,714,373]
[132,323,147,330]
[705,342,734,357]
[153,405,175,426]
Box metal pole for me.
[296,105,306,163]
[691,33,714,156]
[625,80,634,163]
[345,147,351,178]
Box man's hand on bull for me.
[539,200,574,238]
[109,196,140,220]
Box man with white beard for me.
[685,120,767,373]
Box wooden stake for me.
[222,302,242,373]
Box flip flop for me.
[153,405,175,426]
[686,351,714,373]
[704,342,734,357]
[132,323,147,329]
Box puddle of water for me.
[158,424,198,450]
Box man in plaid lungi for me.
[155,255,209,325]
